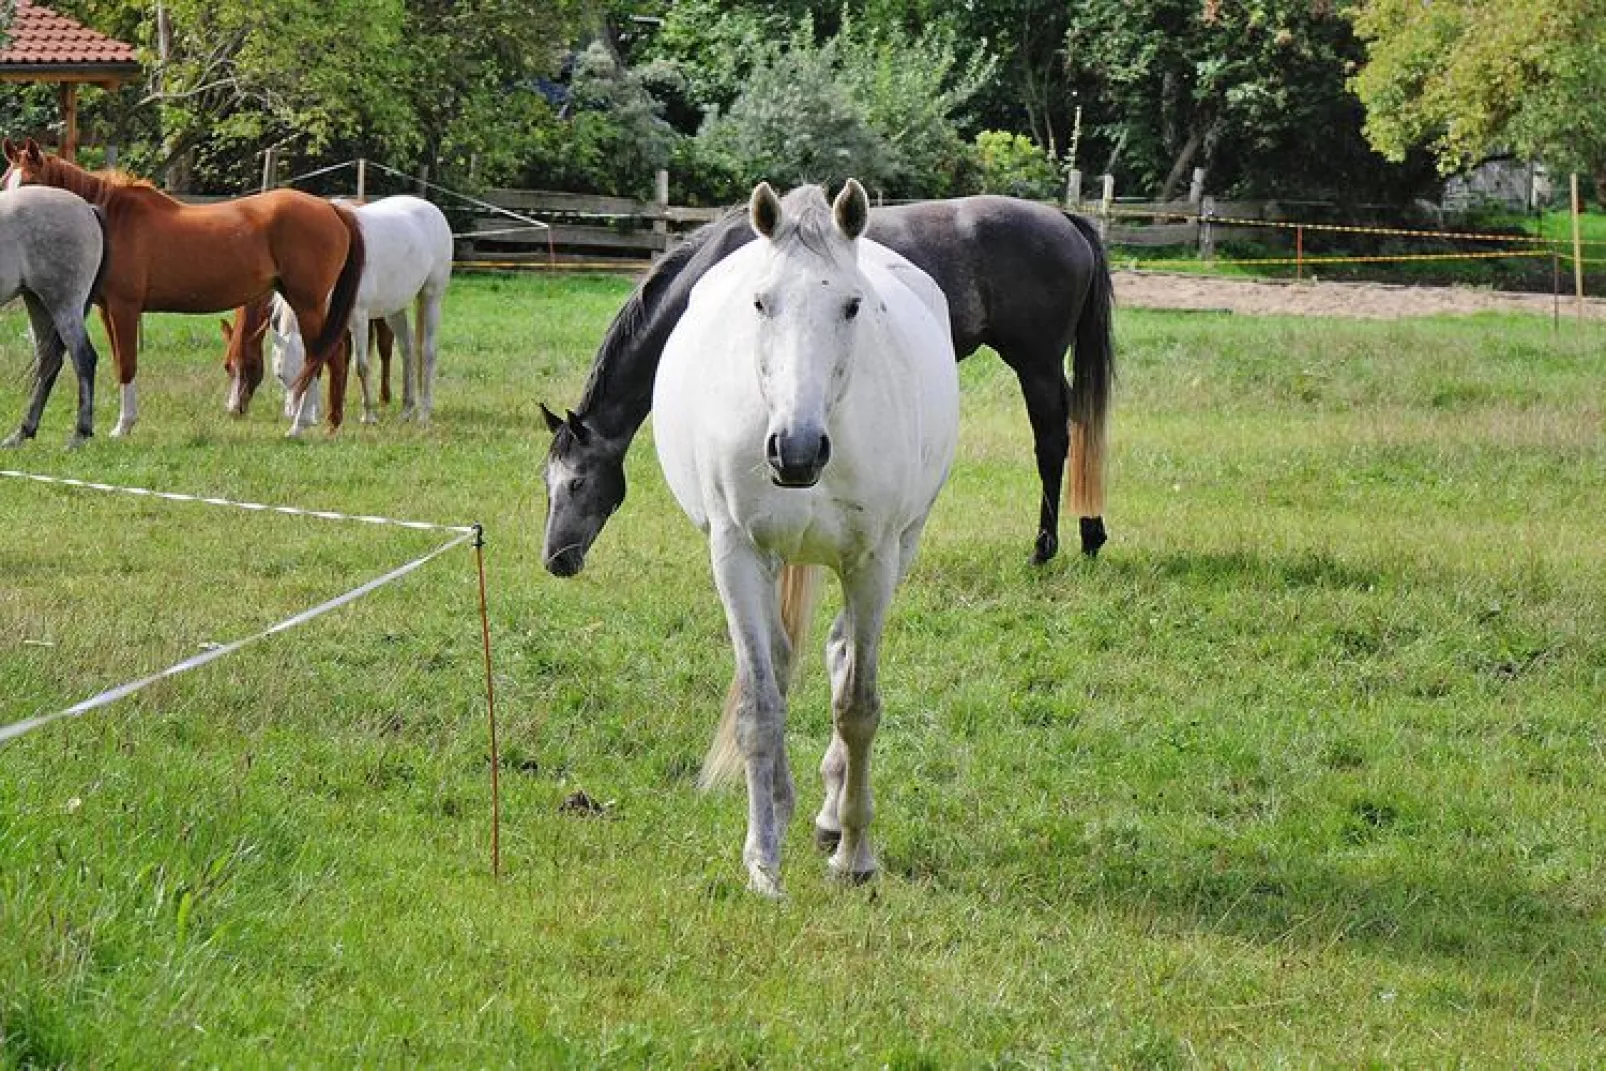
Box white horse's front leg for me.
[827,553,899,883]
[814,611,852,851]
[709,528,790,897]
[415,287,444,426]
[286,377,321,438]
[351,319,377,424]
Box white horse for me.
[279,194,452,433]
[653,180,960,897]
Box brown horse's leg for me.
[101,301,141,439]
[325,332,350,434]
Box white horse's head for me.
[747,179,870,488]
[266,295,309,421]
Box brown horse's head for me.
[221,295,273,416]
[1,137,49,192]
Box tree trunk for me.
[1157,127,1204,203]
[1593,165,1606,212]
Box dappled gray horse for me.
[0,184,108,448]
[541,195,1115,576]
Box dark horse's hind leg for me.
[3,295,69,448]
[1012,358,1073,564]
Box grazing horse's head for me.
[540,403,626,577]
[747,179,870,489]
[220,295,272,416]
[1,137,48,192]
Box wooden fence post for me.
[653,168,669,239]
[356,158,367,202]
[1571,173,1585,319]
[1188,167,1206,206]
[260,147,278,193]
[1098,174,1115,240]
[1065,169,1083,210]
[1199,195,1217,262]
[417,163,430,195]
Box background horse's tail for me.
[698,563,825,791]
[1065,213,1116,539]
[294,204,366,390]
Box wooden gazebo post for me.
[0,0,141,162]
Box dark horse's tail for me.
[1065,212,1115,556]
[294,203,366,390]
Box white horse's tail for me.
[698,563,825,791]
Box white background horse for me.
[653,180,960,897]
[280,194,452,433]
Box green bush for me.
[974,130,1061,200]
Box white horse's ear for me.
[750,182,782,238]
[833,179,869,240]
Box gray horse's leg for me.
[1011,355,1073,564]
[3,294,67,448]
[56,313,98,448]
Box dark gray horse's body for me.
[0,185,108,448]
[542,194,1114,575]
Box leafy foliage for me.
[973,130,1060,200]
[1350,0,1606,194]
[695,13,993,198]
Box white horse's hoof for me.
[285,424,310,439]
[361,410,378,425]
[746,863,786,900]
[109,422,133,439]
[827,861,877,886]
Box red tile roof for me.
[0,0,140,71]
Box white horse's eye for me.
[844,298,862,320]
[753,295,768,316]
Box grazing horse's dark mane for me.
[573,207,742,422]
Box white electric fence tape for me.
[0,469,478,746]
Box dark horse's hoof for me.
[1032,531,1059,565]
[814,823,842,852]
[1079,516,1108,558]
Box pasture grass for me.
[2,275,1604,1065]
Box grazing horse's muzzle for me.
[766,430,831,488]
[545,546,585,578]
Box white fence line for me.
[0,469,479,748]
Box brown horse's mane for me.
[39,155,169,209]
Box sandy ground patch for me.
[1114,270,1606,320]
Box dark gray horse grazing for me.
[540,194,1114,576]
[0,184,108,448]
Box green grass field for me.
[2,274,1604,1065]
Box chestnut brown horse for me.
[1,137,365,436]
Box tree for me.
[1065,0,1431,202]
[1350,0,1606,199]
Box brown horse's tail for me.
[1065,213,1116,547]
[698,563,824,791]
[294,203,365,390]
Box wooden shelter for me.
[0,0,140,161]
